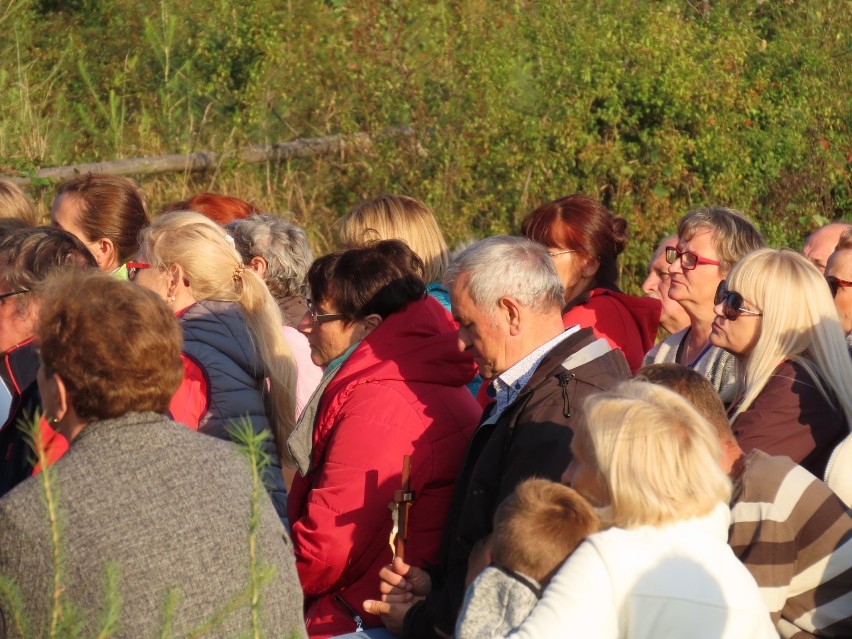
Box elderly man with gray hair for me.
[361,236,630,639]
[227,215,321,416]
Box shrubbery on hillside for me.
[1,0,849,287]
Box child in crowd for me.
[455,478,599,639]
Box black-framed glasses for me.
[665,246,721,271]
[305,298,345,325]
[0,289,29,302]
[714,280,762,321]
[826,275,852,298]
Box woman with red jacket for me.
[287,240,480,638]
[522,194,661,373]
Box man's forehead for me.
[826,248,852,276]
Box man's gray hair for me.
[227,215,313,301]
[444,236,564,313]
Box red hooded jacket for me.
[562,288,661,373]
[288,296,481,638]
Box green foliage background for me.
[1,0,850,290]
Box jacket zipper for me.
[333,593,364,632]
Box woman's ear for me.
[360,313,383,338]
[581,255,601,279]
[248,256,268,278]
[166,263,186,297]
[93,237,118,271]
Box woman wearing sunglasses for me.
[709,248,852,479]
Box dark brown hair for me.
[636,363,733,442]
[522,194,628,291]
[307,239,426,321]
[0,227,98,313]
[55,173,150,264]
[491,478,600,585]
[161,192,258,225]
[37,270,183,421]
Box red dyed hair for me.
[521,194,628,290]
[162,192,258,225]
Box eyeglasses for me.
[714,280,763,321]
[126,261,152,281]
[547,249,576,258]
[305,298,345,325]
[665,246,721,271]
[826,275,852,298]
[0,289,29,301]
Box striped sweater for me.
[728,450,852,638]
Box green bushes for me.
[1,0,849,288]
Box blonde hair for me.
[0,180,37,226]
[583,380,731,528]
[140,211,297,463]
[726,248,852,424]
[338,194,450,283]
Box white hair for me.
[443,235,564,314]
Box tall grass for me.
[1,0,850,287]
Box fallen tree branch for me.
[4,126,416,186]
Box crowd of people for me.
[0,174,850,638]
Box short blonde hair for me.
[583,380,731,528]
[726,248,852,424]
[0,180,37,226]
[338,194,450,283]
[140,211,297,463]
[491,479,599,584]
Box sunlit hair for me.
[0,179,37,226]
[636,363,733,443]
[582,380,731,528]
[0,226,97,316]
[338,194,450,283]
[37,270,183,420]
[443,236,564,315]
[139,211,297,460]
[522,194,628,291]
[835,227,852,252]
[491,478,599,585]
[676,207,765,273]
[308,240,426,321]
[54,173,150,264]
[725,248,852,425]
[227,214,313,302]
[162,192,258,225]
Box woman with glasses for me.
[0,227,97,497]
[644,207,764,401]
[709,248,852,479]
[521,194,661,373]
[131,211,297,524]
[287,240,480,637]
[824,227,852,346]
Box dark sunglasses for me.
[665,246,721,271]
[826,275,852,298]
[714,280,763,321]
[126,261,152,281]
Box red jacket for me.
[288,296,480,638]
[562,288,661,373]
